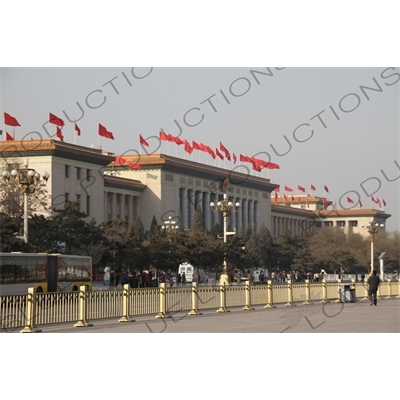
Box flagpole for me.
[74,117,76,144]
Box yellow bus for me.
[0,253,92,295]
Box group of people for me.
[269,270,325,283]
[112,269,189,288]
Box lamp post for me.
[362,220,384,275]
[161,216,179,233]
[210,193,240,285]
[2,158,50,244]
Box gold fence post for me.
[217,282,229,313]
[397,279,400,299]
[335,279,343,303]
[264,280,276,308]
[119,284,135,322]
[377,284,382,300]
[74,285,93,327]
[303,279,313,305]
[285,280,295,307]
[20,287,42,333]
[320,279,330,304]
[156,282,171,319]
[385,280,392,299]
[188,282,202,315]
[243,281,255,310]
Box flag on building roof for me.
[159,130,170,141]
[192,141,202,151]
[383,199,386,206]
[240,154,251,163]
[139,134,149,147]
[114,156,126,165]
[129,162,141,170]
[216,148,224,160]
[376,198,381,208]
[311,184,316,191]
[297,185,305,192]
[56,126,64,142]
[324,185,329,193]
[184,140,193,154]
[4,112,21,127]
[220,142,231,160]
[284,186,293,192]
[6,132,14,141]
[49,112,65,126]
[359,200,363,208]
[371,196,377,204]
[347,196,354,204]
[233,154,237,164]
[98,124,114,139]
[74,123,81,136]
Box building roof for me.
[104,175,146,191]
[0,139,115,166]
[314,208,391,220]
[109,153,280,192]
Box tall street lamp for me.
[362,219,384,275]
[2,158,50,244]
[161,216,179,233]
[210,193,240,285]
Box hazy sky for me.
[1,67,399,231]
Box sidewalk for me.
[36,298,400,333]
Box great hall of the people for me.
[0,139,390,237]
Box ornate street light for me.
[210,193,240,285]
[161,216,179,233]
[2,158,50,244]
[362,219,384,275]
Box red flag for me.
[56,126,64,142]
[298,185,305,192]
[240,154,251,163]
[129,162,141,170]
[49,112,65,126]
[371,196,377,204]
[284,186,293,192]
[74,123,81,136]
[323,198,329,209]
[4,112,21,127]
[99,124,114,140]
[376,198,381,208]
[283,194,288,201]
[220,142,231,160]
[298,197,301,204]
[139,134,149,147]
[274,191,278,203]
[383,199,386,206]
[347,197,354,204]
[359,200,363,208]
[192,141,202,151]
[114,156,126,165]
[205,145,216,159]
[215,148,224,160]
[6,132,14,141]
[324,185,329,193]
[159,131,170,141]
[184,140,193,154]
[251,160,262,172]
[233,154,237,164]
[291,195,295,201]
[311,184,316,191]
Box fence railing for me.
[1,279,399,332]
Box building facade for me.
[0,140,391,236]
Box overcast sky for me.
[1,67,399,231]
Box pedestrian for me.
[367,270,381,306]
[177,273,182,286]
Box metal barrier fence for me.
[1,279,399,332]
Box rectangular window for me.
[86,195,90,216]
[76,167,81,180]
[350,220,358,227]
[65,193,69,204]
[338,221,346,227]
[86,169,90,181]
[324,221,333,227]
[76,194,81,212]
[65,165,69,178]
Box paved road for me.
[33,297,400,333]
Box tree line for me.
[1,201,399,275]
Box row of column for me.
[179,188,260,232]
[104,192,140,226]
[271,215,314,237]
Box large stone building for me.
[0,139,391,237]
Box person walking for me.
[367,270,381,306]
[181,272,186,286]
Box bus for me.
[0,253,92,295]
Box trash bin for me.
[339,283,355,302]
